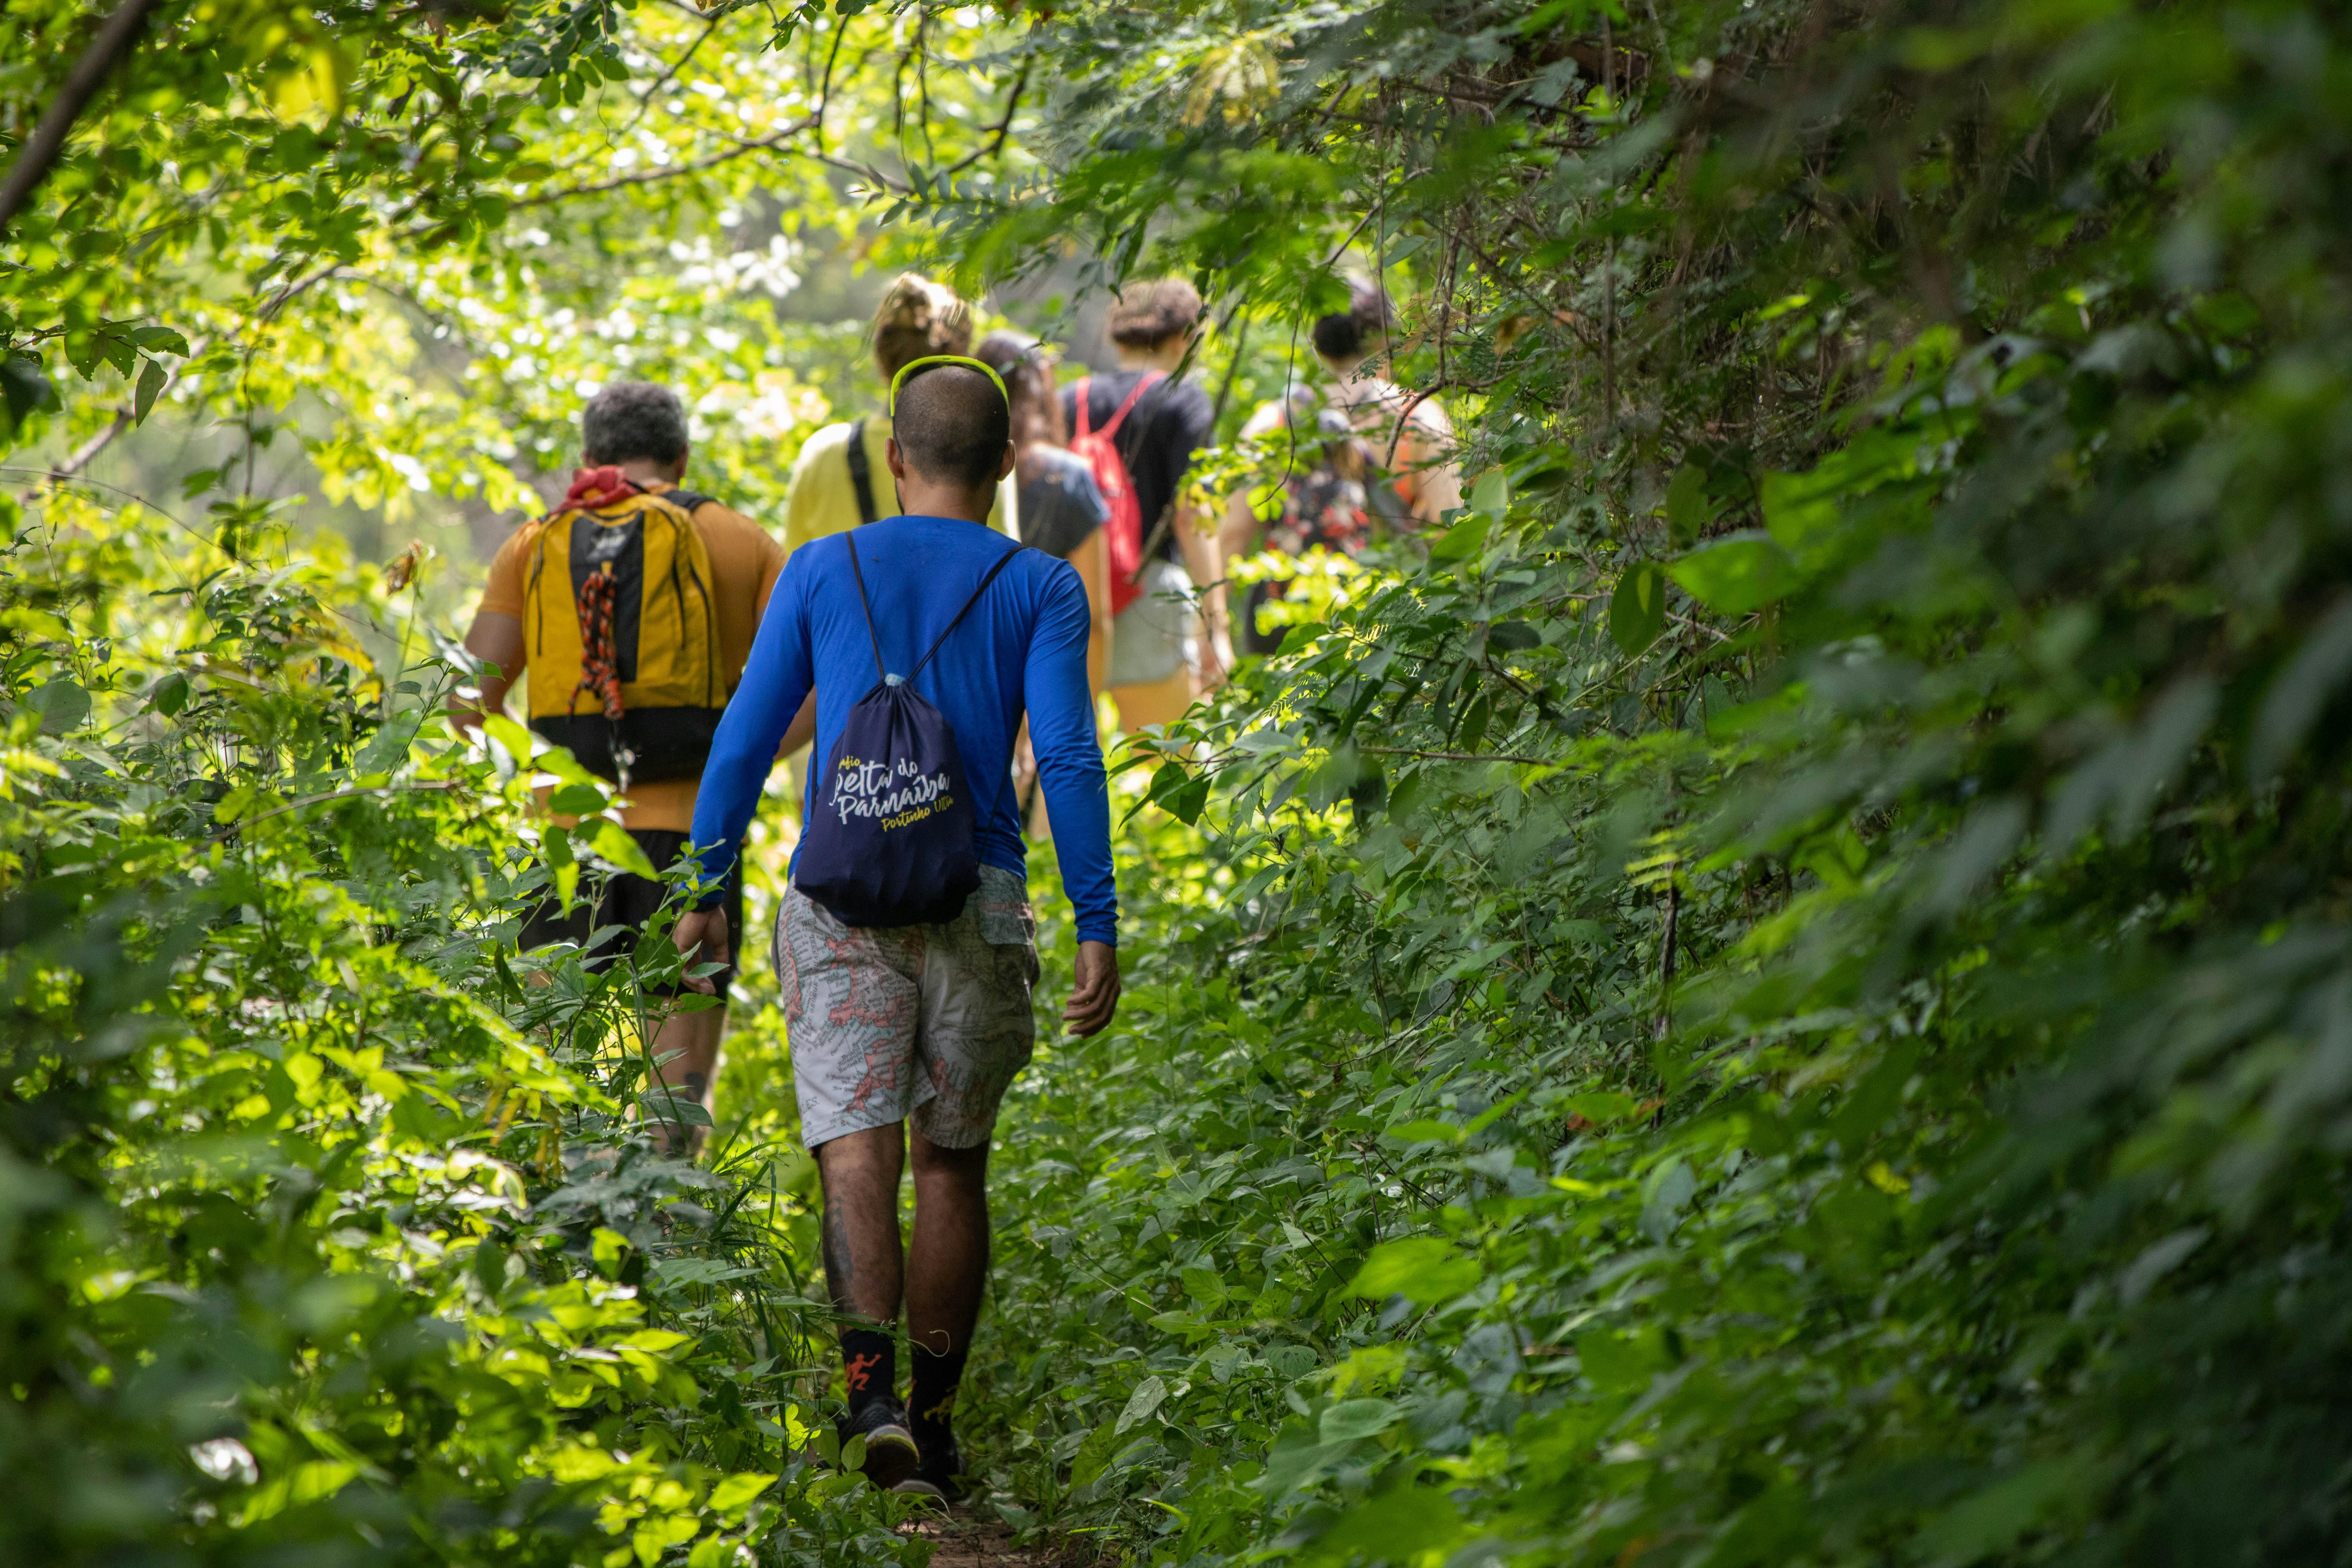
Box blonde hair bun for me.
[873,273,974,379]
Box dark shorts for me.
[519,827,745,998]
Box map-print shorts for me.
[773,863,1039,1150]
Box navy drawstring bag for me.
[794,532,1025,928]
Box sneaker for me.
[840,1397,921,1491]
[891,1427,963,1506]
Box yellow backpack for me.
[522,485,724,784]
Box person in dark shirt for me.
[1061,278,1233,731]
[978,328,1113,692]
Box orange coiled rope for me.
[571,562,624,721]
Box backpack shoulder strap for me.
[844,419,878,525]
[907,545,1027,684]
[840,531,888,682]
[662,489,714,515]
[1098,371,1163,441]
[1071,379,1093,441]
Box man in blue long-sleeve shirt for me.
[672,360,1119,1501]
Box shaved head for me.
[893,364,1011,489]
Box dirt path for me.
[905,1515,1048,1567]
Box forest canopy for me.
[6,0,2352,1565]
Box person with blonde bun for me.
[781,273,1012,552]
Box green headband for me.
[888,354,1010,416]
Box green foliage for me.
[2,0,1031,541]
[0,510,929,1563]
[14,0,2352,1563]
[946,0,2352,1564]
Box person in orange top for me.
[453,382,809,1143]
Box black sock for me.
[907,1342,968,1448]
[840,1328,896,1416]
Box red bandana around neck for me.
[562,466,641,511]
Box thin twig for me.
[609,11,724,144]
[516,10,854,212]
[928,56,1031,183]
[1320,207,1380,272]
[510,112,823,208]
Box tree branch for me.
[47,335,208,482]
[507,112,823,208]
[511,10,860,212]
[926,56,1034,184]
[0,0,158,236]
[1358,744,1557,766]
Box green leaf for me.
[1468,469,1510,517]
[1179,1266,1229,1305]
[548,782,608,817]
[1165,773,1210,826]
[1576,1325,1672,1392]
[1347,1237,1480,1304]
[1917,1461,2082,1567]
[480,714,534,771]
[585,819,659,879]
[1666,532,1807,613]
[1382,1119,1462,1145]
[1289,1480,1465,1568]
[130,326,192,356]
[472,1239,506,1295]
[1067,1423,1121,1489]
[1609,561,1667,655]
[0,352,58,430]
[133,357,167,425]
[1317,1398,1399,1444]
[95,327,138,377]
[1562,1091,1640,1126]
[1266,1344,1318,1378]
[1639,1155,1697,1242]
[27,679,91,734]
[353,714,419,775]
[1306,743,1363,811]
[1664,464,1713,546]
[1426,514,1490,564]
[707,1472,775,1514]
[1113,1374,1169,1435]
[146,671,189,717]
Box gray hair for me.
[580,382,688,466]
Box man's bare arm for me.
[450,612,524,731]
[778,692,817,757]
[1174,504,1233,684]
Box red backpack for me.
[1069,372,1163,616]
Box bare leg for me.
[814,1124,907,1325]
[906,1131,990,1361]
[647,1004,725,1156]
[815,1125,922,1484]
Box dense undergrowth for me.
[943,0,2352,1565]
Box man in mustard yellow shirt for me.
[455,382,807,1143]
